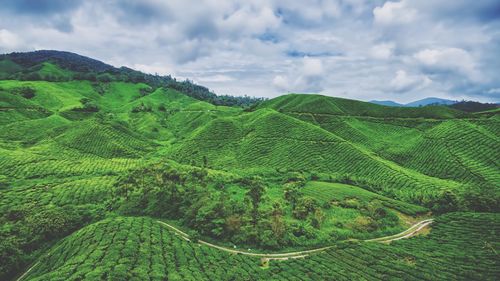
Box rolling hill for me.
[0,51,498,281]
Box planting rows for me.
[54,120,153,159]
[0,152,144,179]
[23,213,498,280]
[173,109,460,205]
[264,212,499,280]
[289,112,499,191]
[24,217,266,281]
[0,176,115,213]
[302,181,428,216]
[399,120,499,186]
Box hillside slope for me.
[1,51,499,281]
[21,213,499,281]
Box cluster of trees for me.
[283,178,325,229]
[166,80,266,107]
[12,86,36,99]
[0,203,104,280]
[449,101,498,112]
[131,102,153,113]
[113,165,329,249]
[3,50,113,72]
[71,97,100,112]
[9,67,266,107]
[112,165,418,249]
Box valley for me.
[0,51,498,281]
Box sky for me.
[1,0,499,103]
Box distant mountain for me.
[369,100,404,107]
[405,97,457,107]
[369,97,458,107]
[0,50,114,72]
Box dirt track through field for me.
[17,219,433,280]
[157,218,434,260]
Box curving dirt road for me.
[157,218,434,260]
[17,218,433,280]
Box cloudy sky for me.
[1,0,499,103]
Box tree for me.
[14,87,36,99]
[283,184,302,210]
[311,208,325,229]
[245,178,266,227]
[293,197,319,220]
[270,202,286,240]
[225,214,242,235]
[432,190,459,213]
[461,185,499,212]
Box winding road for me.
[157,218,434,260]
[16,219,433,280]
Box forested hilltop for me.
[0,50,265,107]
[0,51,498,281]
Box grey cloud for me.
[1,0,499,103]
[109,0,172,25]
[0,0,83,33]
[412,0,500,23]
[1,0,83,15]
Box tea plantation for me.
[0,51,498,280]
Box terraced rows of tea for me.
[23,217,267,281]
[263,212,499,281]
[279,105,500,189]
[173,108,463,204]
[22,213,499,281]
[302,181,428,216]
[0,176,115,213]
[1,54,498,281]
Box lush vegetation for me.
[0,51,498,280]
[17,213,500,281]
[449,100,499,112]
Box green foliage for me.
[0,203,104,280]
[0,51,498,280]
[302,181,428,216]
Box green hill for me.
[260,94,466,118]
[171,107,466,205]
[0,51,498,281]
[20,213,499,281]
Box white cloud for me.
[486,88,500,95]
[273,57,325,93]
[197,74,233,83]
[272,75,289,90]
[373,1,417,25]
[0,29,21,50]
[413,47,480,81]
[0,0,499,103]
[302,57,323,76]
[133,63,176,76]
[370,42,395,59]
[220,6,281,37]
[389,70,431,93]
